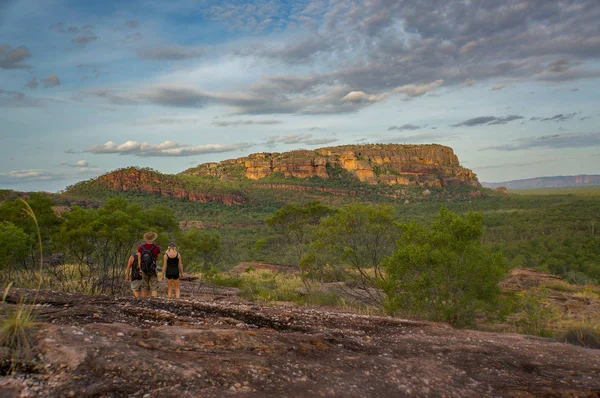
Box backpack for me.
[139,244,157,275]
[130,255,142,280]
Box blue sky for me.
[1,0,599,192]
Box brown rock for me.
[183,144,480,188]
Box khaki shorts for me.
[131,279,142,291]
[141,273,158,293]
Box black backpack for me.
[139,244,157,275]
[130,254,142,280]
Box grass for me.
[511,186,600,196]
[557,321,600,349]
[543,281,579,293]
[0,305,36,361]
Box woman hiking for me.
[162,242,185,298]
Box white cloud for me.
[85,140,253,157]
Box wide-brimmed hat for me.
[143,231,158,243]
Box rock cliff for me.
[184,144,479,188]
[96,168,246,206]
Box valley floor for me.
[1,287,599,397]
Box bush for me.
[559,324,600,349]
[382,208,505,327]
[0,305,36,361]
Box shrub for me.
[382,208,505,327]
[559,324,600,349]
[0,305,36,361]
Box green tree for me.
[382,208,505,327]
[0,222,31,276]
[0,193,62,267]
[266,201,335,265]
[177,229,221,272]
[301,204,400,301]
[56,198,178,294]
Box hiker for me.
[137,232,161,297]
[162,242,185,298]
[125,252,142,297]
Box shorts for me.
[130,279,142,291]
[141,273,158,292]
[165,268,180,280]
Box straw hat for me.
[143,231,158,243]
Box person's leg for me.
[167,279,173,298]
[150,274,158,298]
[131,280,142,297]
[141,274,150,297]
[174,279,180,298]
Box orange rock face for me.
[185,144,480,188]
[98,168,246,206]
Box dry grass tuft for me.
[0,305,36,361]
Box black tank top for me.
[166,253,179,270]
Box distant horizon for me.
[2,0,599,192]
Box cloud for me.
[387,124,421,131]
[0,167,102,184]
[212,119,283,127]
[129,117,199,126]
[0,170,53,183]
[392,80,444,98]
[341,80,444,106]
[453,115,523,127]
[125,20,139,29]
[72,35,98,47]
[137,46,205,61]
[462,80,476,87]
[540,113,578,122]
[482,132,600,151]
[84,140,253,157]
[382,132,460,144]
[341,91,388,103]
[0,45,31,69]
[43,75,60,88]
[491,84,507,91]
[24,77,38,89]
[60,160,90,168]
[264,134,337,147]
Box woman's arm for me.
[162,254,167,278]
[178,253,184,278]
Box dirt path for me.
[1,288,599,397]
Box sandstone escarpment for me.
[184,144,479,188]
[97,168,246,206]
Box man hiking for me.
[125,252,142,297]
[137,231,161,297]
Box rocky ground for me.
[0,285,599,398]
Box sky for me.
[0,0,599,192]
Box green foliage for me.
[559,323,600,349]
[302,204,400,299]
[0,305,36,361]
[266,201,335,265]
[382,208,505,327]
[507,290,557,337]
[0,194,62,267]
[0,222,31,273]
[177,229,221,272]
[55,198,178,294]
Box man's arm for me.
[125,256,133,281]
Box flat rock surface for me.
[1,288,599,397]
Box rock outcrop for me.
[96,168,246,206]
[184,144,480,188]
[2,288,599,397]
